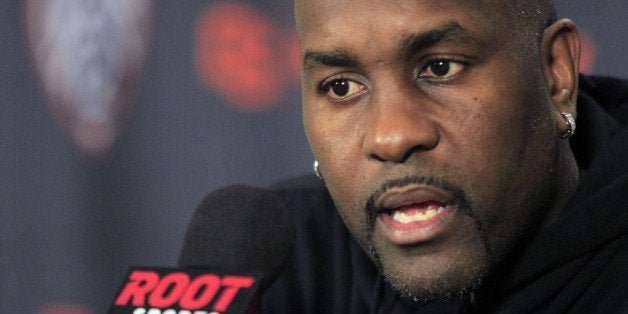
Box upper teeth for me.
[392,206,444,223]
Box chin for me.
[368,239,490,303]
[385,265,486,303]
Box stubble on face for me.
[363,175,489,302]
[296,0,564,304]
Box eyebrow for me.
[399,21,471,59]
[302,21,473,72]
[302,49,360,72]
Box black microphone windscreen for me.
[177,185,295,290]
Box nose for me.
[361,91,440,163]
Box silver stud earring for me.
[313,160,322,179]
[559,112,576,139]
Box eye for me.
[321,78,366,101]
[418,60,466,80]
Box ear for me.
[540,19,580,134]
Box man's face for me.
[297,0,563,301]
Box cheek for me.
[304,105,372,240]
[306,118,356,177]
[323,152,373,246]
[433,77,555,197]
[304,96,365,181]
[445,87,556,218]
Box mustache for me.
[365,175,474,232]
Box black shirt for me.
[262,76,628,313]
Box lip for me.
[374,184,457,245]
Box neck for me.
[545,142,580,226]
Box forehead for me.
[296,0,507,49]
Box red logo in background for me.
[110,267,260,314]
[194,2,600,111]
[194,2,300,111]
[579,29,597,75]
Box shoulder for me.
[568,234,628,313]
[270,174,328,200]
[262,175,381,313]
[271,174,325,191]
[579,75,628,126]
[269,174,336,219]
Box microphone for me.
[177,185,296,289]
[109,185,296,314]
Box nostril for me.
[369,142,438,164]
[361,98,441,163]
[370,153,387,162]
[400,144,437,162]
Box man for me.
[262,0,627,312]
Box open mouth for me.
[386,201,447,223]
[372,185,457,244]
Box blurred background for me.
[1,0,626,312]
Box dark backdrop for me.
[2,1,626,312]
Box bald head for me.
[503,0,557,41]
[295,0,558,73]
[294,0,581,303]
[296,0,556,42]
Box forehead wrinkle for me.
[302,48,362,73]
[400,21,464,54]
[398,20,494,60]
[298,1,504,76]
[302,21,494,70]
